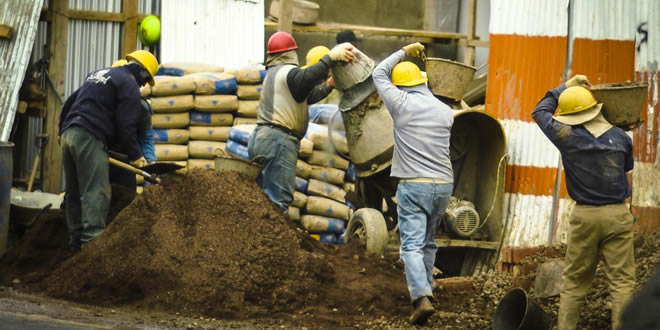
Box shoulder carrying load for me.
[152,112,190,129]
[151,76,196,96]
[140,84,151,97]
[188,141,227,159]
[150,95,194,113]
[237,100,259,118]
[194,95,239,112]
[307,178,346,203]
[155,144,189,161]
[307,150,349,170]
[288,206,301,221]
[301,215,345,234]
[299,138,314,158]
[295,176,308,193]
[229,125,256,145]
[188,72,237,95]
[305,196,350,220]
[225,139,249,160]
[157,62,224,76]
[163,160,188,174]
[236,67,266,84]
[152,129,189,144]
[237,85,263,100]
[233,117,258,126]
[310,166,345,185]
[189,126,230,141]
[291,191,308,208]
[189,111,233,126]
[187,158,216,170]
[296,159,312,178]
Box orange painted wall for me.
[633,70,659,163]
[570,38,636,85]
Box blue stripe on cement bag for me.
[345,163,356,182]
[228,125,256,145]
[156,67,184,76]
[295,177,308,193]
[189,111,212,125]
[260,70,267,82]
[225,139,249,160]
[152,129,169,143]
[301,215,345,234]
[336,233,345,245]
[214,78,237,94]
[308,104,341,125]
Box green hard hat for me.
[139,15,161,46]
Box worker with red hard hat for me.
[248,31,353,212]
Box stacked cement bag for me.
[233,67,265,126]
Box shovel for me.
[109,157,161,184]
[108,150,184,175]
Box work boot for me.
[409,296,434,325]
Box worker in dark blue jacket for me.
[58,50,159,251]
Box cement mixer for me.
[334,48,507,276]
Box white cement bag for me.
[228,125,256,145]
[188,141,228,159]
[152,112,190,129]
[237,85,262,100]
[296,160,312,178]
[194,95,238,112]
[188,72,237,95]
[237,100,259,118]
[158,62,224,76]
[152,129,189,144]
[189,126,230,141]
[187,158,216,170]
[232,117,258,126]
[306,123,348,154]
[189,111,233,126]
[310,166,346,185]
[307,179,346,203]
[305,196,350,220]
[155,144,189,161]
[288,206,301,221]
[151,95,194,113]
[307,150,349,170]
[291,191,308,208]
[151,76,196,96]
[299,138,314,158]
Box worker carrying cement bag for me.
[58,50,158,251]
[247,32,354,212]
[372,43,454,325]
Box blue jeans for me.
[247,125,300,212]
[396,182,453,302]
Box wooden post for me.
[42,0,68,193]
[278,0,293,33]
[121,0,139,57]
[463,0,477,66]
[423,0,437,32]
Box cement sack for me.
[309,166,345,186]
[237,100,259,118]
[187,158,216,170]
[163,160,188,174]
[140,84,151,97]
[308,104,341,126]
[188,72,237,95]
[158,62,224,76]
[236,68,266,84]
[188,141,227,159]
[295,176,308,193]
[155,144,189,161]
[301,215,345,234]
[232,117,258,126]
[152,113,190,129]
[296,159,312,178]
[343,182,356,194]
[151,76,196,96]
[299,138,314,158]
[151,95,194,113]
[307,179,346,203]
[310,233,338,244]
[189,126,230,142]
[288,206,301,221]
[291,191,308,208]
[152,129,189,144]
[225,139,249,160]
[189,111,233,126]
[307,127,349,154]
[228,124,257,145]
[305,196,350,220]
[194,95,238,113]
[307,150,349,170]
[237,85,262,100]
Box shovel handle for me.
[108,157,161,184]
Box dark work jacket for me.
[59,65,143,160]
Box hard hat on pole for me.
[139,15,161,46]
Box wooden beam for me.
[277,0,293,33]
[457,38,489,47]
[43,0,69,193]
[121,0,139,57]
[463,0,477,66]
[67,9,125,22]
[0,24,14,39]
[423,0,437,32]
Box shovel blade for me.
[139,162,185,175]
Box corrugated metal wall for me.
[160,0,264,69]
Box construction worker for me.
[372,42,454,325]
[58,50,158,251]
[108,59,157,188]
[532,75,635,330]
[248,32,353,211]
[336,29,360,49]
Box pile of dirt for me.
[38,170,408,325]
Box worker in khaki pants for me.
[532,75,635,330]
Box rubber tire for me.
[345,208,389,256]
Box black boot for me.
[409,296,434,325]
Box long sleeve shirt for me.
[532,84,633,205]
[372,49,454,182]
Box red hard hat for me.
[267,32,298,54]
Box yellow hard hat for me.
[302,46,330,69]
[111,59,128,67]
[392,61,427,87]
[126,50,159,86]
[554,86,602,125]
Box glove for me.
[328,43,355,62]
[130,156,147,168]
[326,76,335,89]
[402,42,425,57]
[566,74,591,88]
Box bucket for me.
[590,81,648,126]
[425,57,476,101]
[0,142,14,256]
[493,288,552,330]
[331,47,375,91]
[214,156,262,179]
